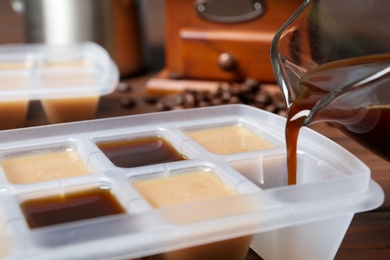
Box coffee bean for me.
[242,78,260,93]
[117,82,131,93]
[221,91,232,102]
[228,96,240,104]
[183,93,195,108]
[210,98,223,106]
[155,101,168,111]
[120,98,136,108]
[144,95,159,104]
[277,110,288,117]
[198,100,210,107]
[264,104,277,113]
[254,93,271,104]
[172,105,185,110]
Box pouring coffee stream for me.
[285,54,390,185]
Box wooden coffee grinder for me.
[146,0,302,95]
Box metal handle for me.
[196,0,266,23]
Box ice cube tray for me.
[0,42,119,128]
[0,104,384,260]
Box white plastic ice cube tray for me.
[0,105,384,260]
[0,42,118,101]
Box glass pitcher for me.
[271,0,390,161]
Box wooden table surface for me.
[1,1,389,259]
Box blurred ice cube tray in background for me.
[0,42,119,129]
[0,104,384,260]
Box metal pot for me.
[11,0,144,77]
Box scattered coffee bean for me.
[155,101,167,111]
[146,80,287,117]
[264,104,277,113]
[120,98,136,108]
[227,96,240,104]
[277,110,288,117]
[242,78,260,93]
[117,82,131,93]
[144,95,159,104]
[183,93,195,108]
[198,100,210,107]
